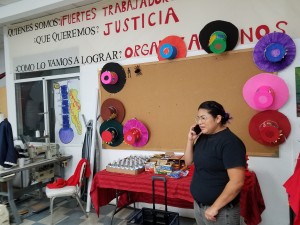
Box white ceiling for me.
[0,0,21,7]
[0,0,103,49]
[0,0,21,6]
[0,0,21,49]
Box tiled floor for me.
[8,194,197,225]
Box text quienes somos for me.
[7,8,97,37]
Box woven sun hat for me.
[100,62,126,93]
[123,118,149,147]
[199,20,239,54]
[101,98,125,123]
[253,32,296,72]
[100,120,124,147]
[243,73,289,111]
[248,110,291,146]
[157,35,187,61]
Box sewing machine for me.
[28,143,60,162]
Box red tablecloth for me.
[240,170,265,225]
[90,168,265,225]
[90,169,194,215]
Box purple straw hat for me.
[253,32,296,72]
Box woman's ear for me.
[216,115,222,124]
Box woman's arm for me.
[184,125,199,165]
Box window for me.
[15,81,44,141]
[15,67,80,144]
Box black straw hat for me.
[100,120,124,147]
[100,62,126,93]
[199,20,239,54]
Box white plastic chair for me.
[45,161,88,225]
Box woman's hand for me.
[188,124,201,142]
[185,124,201,165]
[205,206,218,222]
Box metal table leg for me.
[7,179,22,225]
[0,178,47,224]
[110,190,136,225]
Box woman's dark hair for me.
[198,101,232,125]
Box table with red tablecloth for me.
[90,168,265,225]
[90,169,193,214]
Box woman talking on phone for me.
[185,101,246,225]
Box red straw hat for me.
[157,35,187,61]
[249,110,291,146]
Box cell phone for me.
[193,124,201,135]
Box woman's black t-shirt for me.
[190,128,246,205]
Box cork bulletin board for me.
[99,49,279,157]
[0,87,7,118]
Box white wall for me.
[2,2,300,225]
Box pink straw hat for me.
[123,118,149,147]
[243,73,289,111]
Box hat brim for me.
[123,119,149,147]
[0,72,5,79]
[253,32,296,72]
[101,98,125,123]
[249,110,291,146]
[100,62,126,93]
[243,73,289,111]
[157,35,187,61]
[100,120,124,147]
[199,20,239,54]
